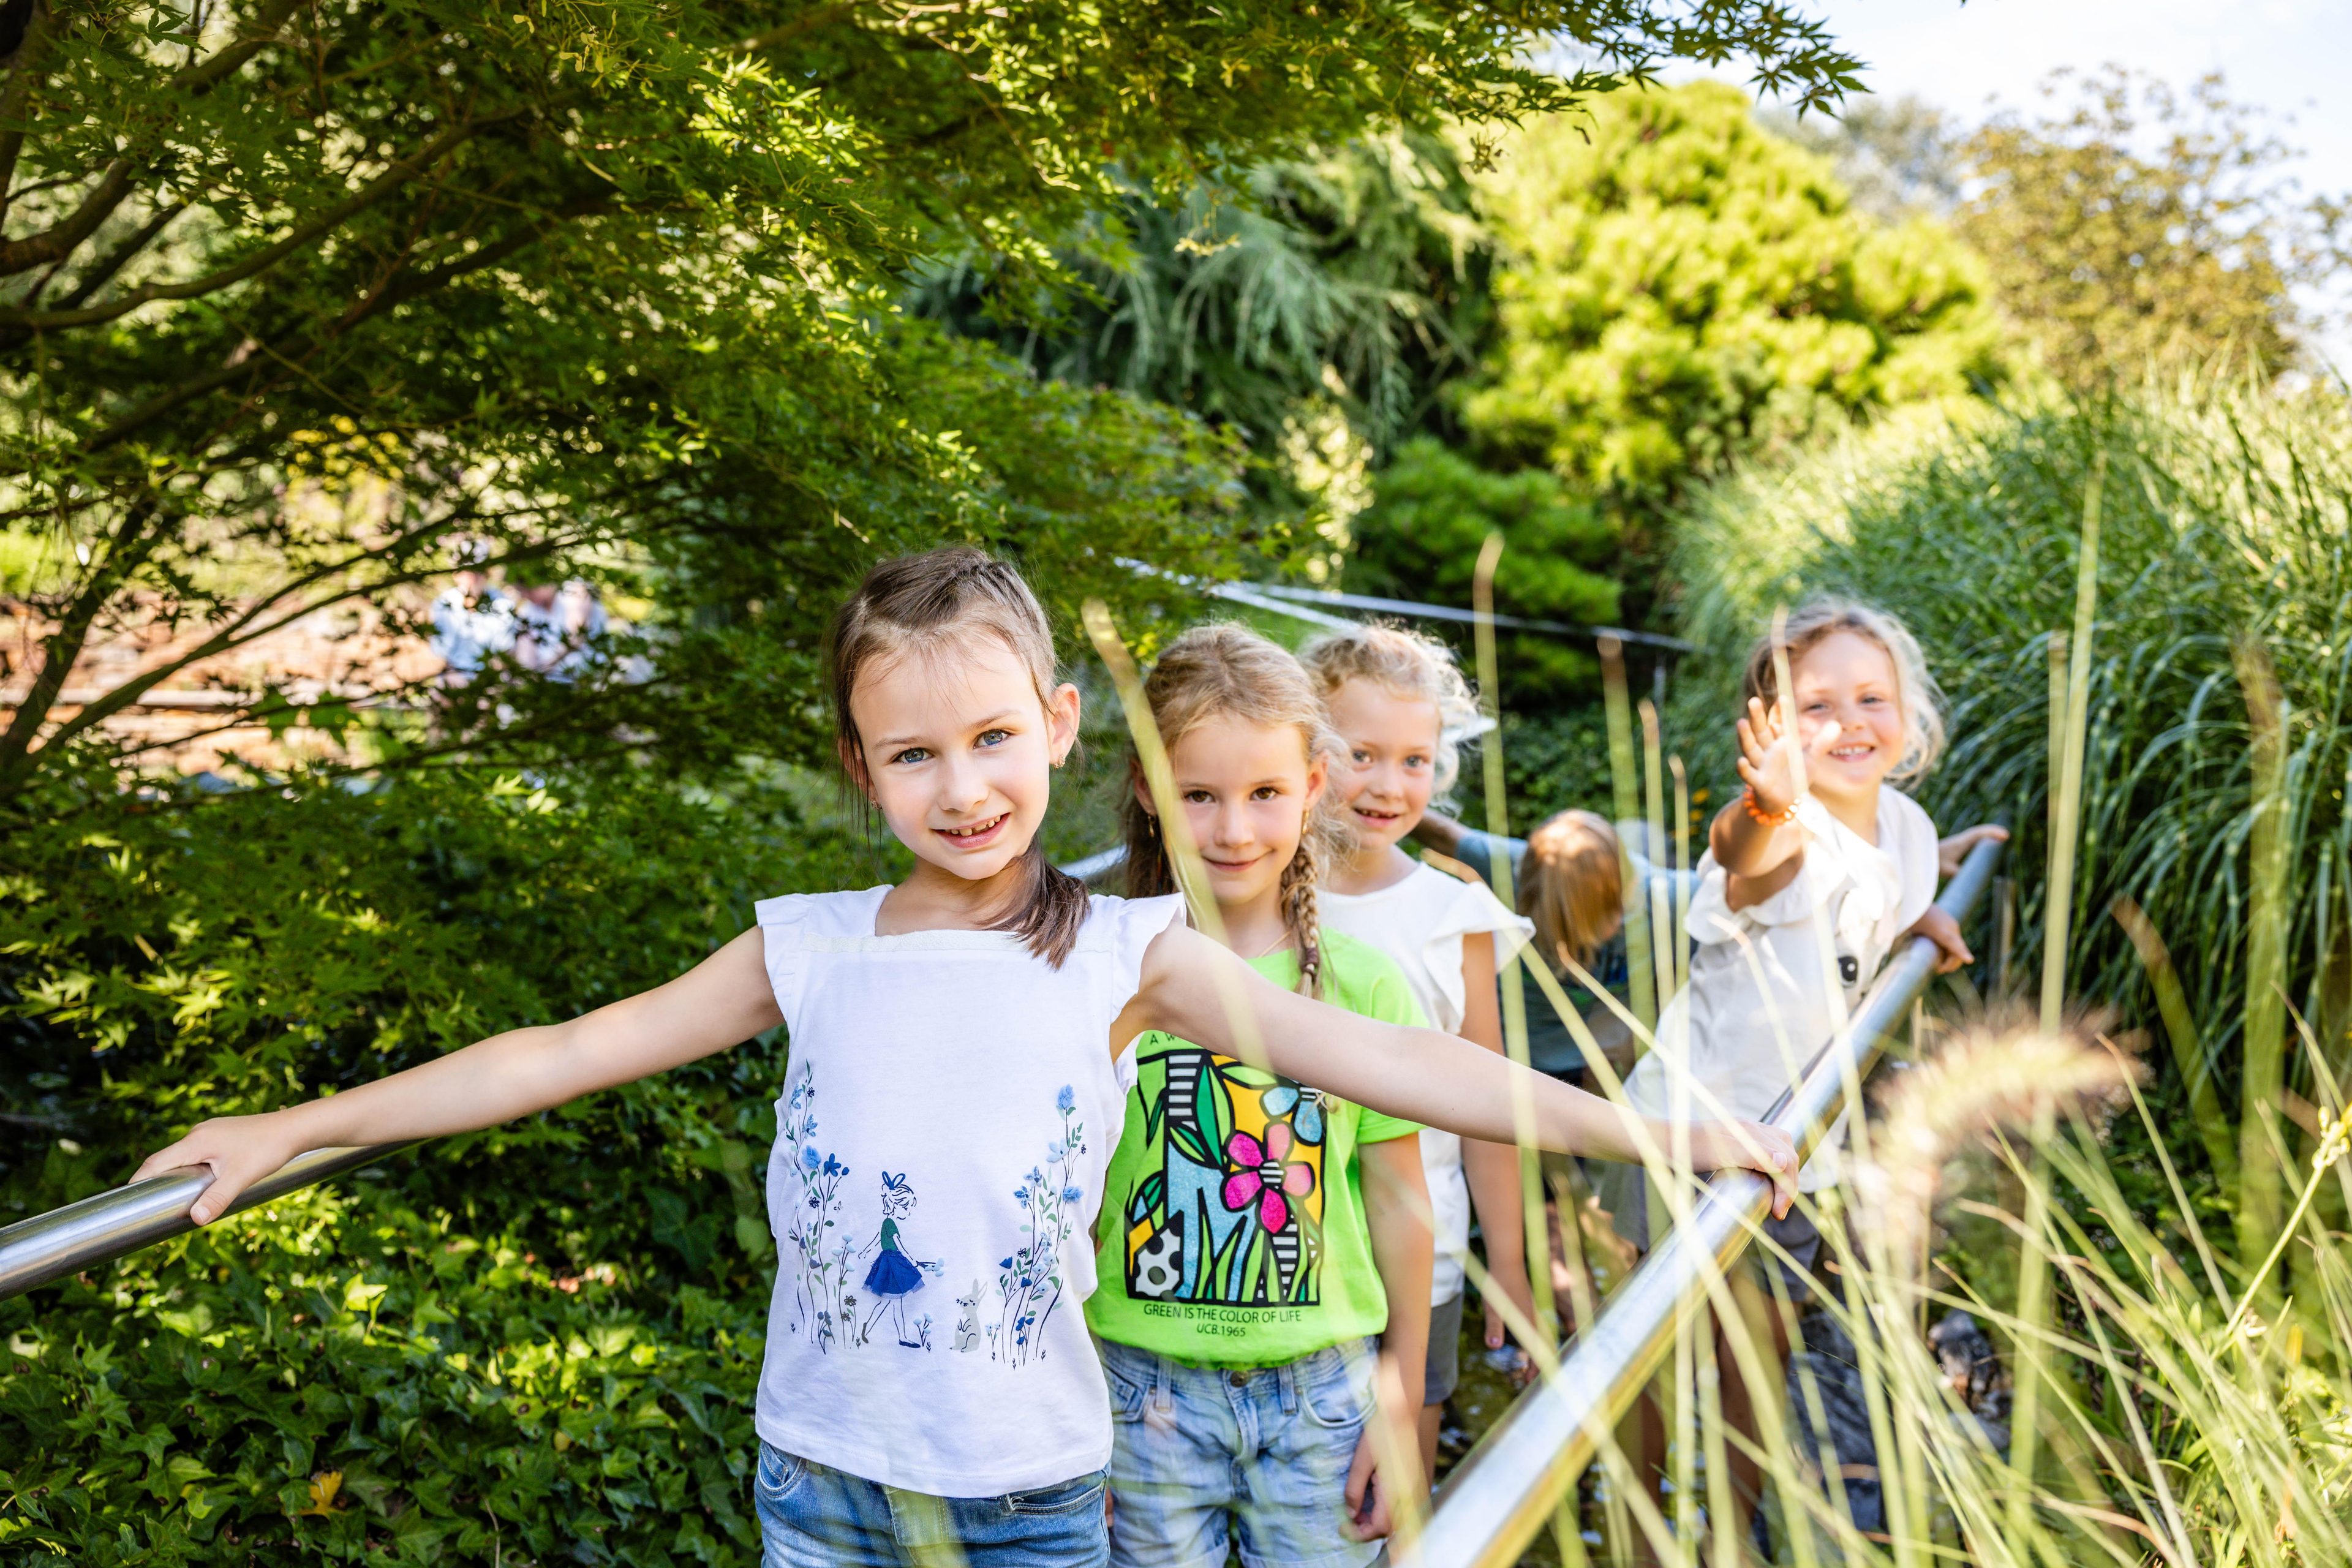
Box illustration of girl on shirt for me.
[860,1171,940,1349]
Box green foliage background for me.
[1460,82,2015,526]
[2,761,900,1561]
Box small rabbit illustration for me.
[952,1280,984,1354]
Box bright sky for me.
[1794,0,2351,182]
[1672,0,2352,366]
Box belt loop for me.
[1154,1352,1174,1417]
[1278,1359,1300,1418]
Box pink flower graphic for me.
[1222,1123,1316,1233]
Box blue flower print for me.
[989,1087,1087,1368]
[779,1068,853,1351]
[1261,1084,1325,1144]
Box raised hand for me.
[1733,695,1805,818]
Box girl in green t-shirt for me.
[1088,623,1434,1568]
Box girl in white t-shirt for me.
[1300,624,1544,1482]
[1613,599,2004,1551]
[136,548,1798,1568]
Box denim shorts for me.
[753,1441,1109,1568]
[1423,1292,1464,1408]
[1100,1337,1381,1568]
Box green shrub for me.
[1347,438,1621,701]
[1,761,894,1562]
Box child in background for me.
[1413,807,1665,1084]
[1300,624,1542,1483]
[1611,599,2004,1548]
[138,549,1800,1568]
[1092,624,1433,1567]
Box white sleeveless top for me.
[753,887,1186,1494]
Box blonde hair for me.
[1121,623,1349,998]
[1297,621,1482,799]
[1521,810,1624,974]
[1741,599,1947,783]
[824,546,1090,967]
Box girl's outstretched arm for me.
[1122,925,1799,1213]
[135,929,783,1224]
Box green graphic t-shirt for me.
[1085,930,1425,1365]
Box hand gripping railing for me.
[0,1142,416,1301]
[1392,831,2007,1568]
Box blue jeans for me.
[1100,1338,1381,1568]
[754,1441,1109,1567]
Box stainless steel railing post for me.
[1395,833,2006,1568]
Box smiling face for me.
[1786,629,1906,808]
[1148,713,1327,922]
[1325,677,1442,854]
[847,635,1079,888]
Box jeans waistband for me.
[1097,1335,1376,1378]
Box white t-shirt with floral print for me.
[753,887,1185,1495]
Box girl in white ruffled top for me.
[1302,623,1542,1485]
[1613,598,2005,1553]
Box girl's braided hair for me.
[824,546,1090,967]
[1120,623,1350,998]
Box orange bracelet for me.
[1743,785,1797,826]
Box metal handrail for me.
[0,1142,414,1301]
[1396,831,2007,1568]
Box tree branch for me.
[24,512,605,760]
[0,498,166,792]
[0,116,492,328]
[0,0,301,277]
[48,201,183,311]
[170,0,301,96]
[85,203,596,454]
[0,0,53,227]
[0,159,133,276]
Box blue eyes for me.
[889,729,1013,766]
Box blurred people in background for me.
[511,570,609,682]
[429,542,514,688]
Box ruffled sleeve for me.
[1104,894,1188,1091]
[1413,867,1536,1033]
[753,894,812,1034]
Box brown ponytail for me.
[824,546,1090,968]
[1118,622,1349,998]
